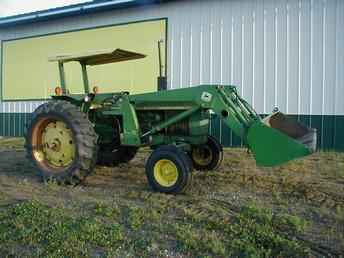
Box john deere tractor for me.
[25,48,316,193]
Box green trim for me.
[0,113,31,137]
[1,113,343,151]
[0,40,3,101]
[1,17,168,102]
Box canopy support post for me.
[58,62,67,94]
[81,62,90,94]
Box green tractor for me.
[25,48,316,193]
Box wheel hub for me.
[153,159,178,187]
[192,145,213,166]
[33,119,76,168]
[47,138,61,151]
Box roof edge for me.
[0,0,168,28]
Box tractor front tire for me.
[190,135,223,171]
[25,100,98,184]
[145,145,192,194]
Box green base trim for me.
[0,113,343,151]
[0,113,31,137]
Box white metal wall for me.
[0,0,343,116]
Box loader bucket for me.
[247,112,317,166]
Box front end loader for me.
[25,48,316,193]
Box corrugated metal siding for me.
[0,0,343,146]
[167,0,344,116]
[0,101,45,114]
[1,0,343,115]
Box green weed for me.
[127,206,145,230]
[175,204,310,258]
[0,200,123,257]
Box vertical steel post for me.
[157,39,167,91]
[58,62,66,94]
[81,62,90,94]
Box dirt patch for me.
[0,138,343,257]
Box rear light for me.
[55,87,62,96]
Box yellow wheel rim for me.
[192,146,213,166]
[32,118,76,169]
[153,159,178,187]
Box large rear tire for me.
[25,100,98,184]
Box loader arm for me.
[206,85,260,141]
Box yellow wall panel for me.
[1,19,166,100]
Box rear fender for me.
[52,95,83,106]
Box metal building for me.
[0,0,343,150]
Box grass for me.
[174,204,309,257]
[0,200,123,257]
[0,137,343,257]
[0,200,309,257]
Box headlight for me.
[84,95,90,102]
